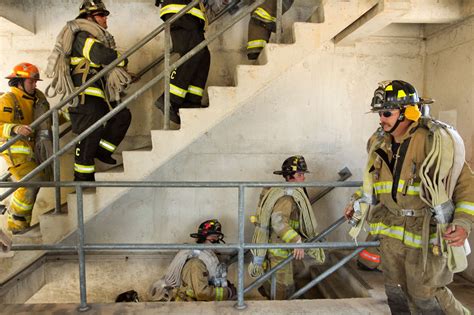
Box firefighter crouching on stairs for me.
[248,156,325,300]
[0,63,49,235]
[68,0,131,181]
[149,219,237,301]
[345,80,474,314]
[247,0,294,60]
[154,0,211,125]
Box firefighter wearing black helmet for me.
[154,0,210,125]
[345,80,474,313]
[69,0,132,181]
[252,156,324,300]
[246,0,294,60]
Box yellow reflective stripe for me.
[373,180,420,196]
[11,195,34,212]
[160,4,206,21]
[6,145,32,155]
[456,201,474,216]
[2,123,16,138]
[74,163,95,174]
[397,89,407,99]
[215,287,224,301]
[247,39,267,50]
[373,181,391,194]
[268,248,290,258]
[117,52,126,67]
[281,229,298,242]
[369,222,437,249]
[187,85,203,97]
[16,70,29,77]
[99,139,116,153]
[289,219,300,230]
[253,7,276,22]
[185,288,195,298]
[83,38,99,62]
[80,87,105,99]
[170,84,187,99]
[70,57,100,68]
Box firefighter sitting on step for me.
[150,219,237,301]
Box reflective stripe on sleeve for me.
[281,229,298,243]
[2,123,16,138]
[456,201,474,216]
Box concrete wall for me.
[424,15,474,281]
[83,36,424,246]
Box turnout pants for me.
[69,96,131,181]
[2,154,44,233]
[169,27,210,106]
[380,237,470,314]
[261,250,301,300]
[247,0,293,59]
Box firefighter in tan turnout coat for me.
[345,80,474,314]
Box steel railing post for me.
[235,185,247,310]
[52,109,61,214]
[276,0,283,43]
[76,185,90,312]
[164,23,171,130]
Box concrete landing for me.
[0,298,389,315]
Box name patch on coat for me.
[3,107,12,113]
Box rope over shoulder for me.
[248,187,324,278]
[149,249,225,301]
[45,18,131,114]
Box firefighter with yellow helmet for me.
[0,63,49,234]
[249,156,325,299]
[345,80,474,313]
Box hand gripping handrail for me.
[0,0,200,156]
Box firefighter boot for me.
[155,95,181,124]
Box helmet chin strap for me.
[386,109,405,134]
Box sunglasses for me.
[92,13,107,17]
[378,111,395,118]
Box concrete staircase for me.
[0,0,391,292]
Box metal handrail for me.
[0,0,265,203]
[7,180,377,311]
